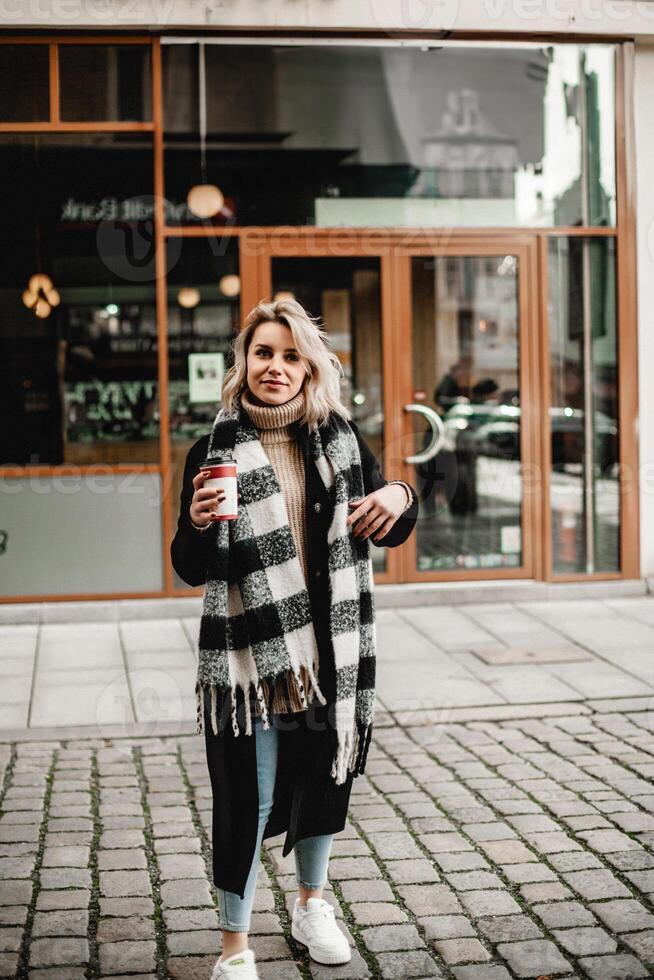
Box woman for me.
[171,299,418,979]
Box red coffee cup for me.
[199,457,238,521]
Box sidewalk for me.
[4,596,654,733]
[2,597,654,977]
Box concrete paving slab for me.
[544,661,654,699]
[30,680,133,728]
[126,651,196,672]
[120,620,193,653]
[396,606,496,650]
[482,667,583,704]
[376,609,445,662]
[377,670,505,712]
[603,596,654,625]
[471,646,592,665]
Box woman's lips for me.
[263,381,285,387]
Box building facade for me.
[1,2,652,602]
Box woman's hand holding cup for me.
[190,471,225,529]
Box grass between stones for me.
[132,744,169,979]
[86,747,102,978]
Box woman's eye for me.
[256,350,297,361]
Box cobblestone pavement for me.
[3,697,654,979]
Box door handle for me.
[403,403,446,465]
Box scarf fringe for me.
[330,721,373,785]
[195,676,372,781]
[195,663,328,739]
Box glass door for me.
[397,242,539,580]
[254,233,539,584]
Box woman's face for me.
[246,321,308,406]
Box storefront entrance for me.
[0,35,634,602]
[237,230,541,585]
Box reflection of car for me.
[475,418,520,459]
[445,402,618,474]
[416,399,618,518]
[440,401,521,515]
[443,402,520,459]
[550,407,618,475]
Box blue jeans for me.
[217,715,334,932]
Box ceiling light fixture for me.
[187,42,224,220]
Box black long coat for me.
[171,407,418,898]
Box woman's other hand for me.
[189,471,225,529]
[346,484,409,543]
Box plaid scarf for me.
[194,393,376,785]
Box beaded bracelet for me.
[386,480,413,513]
[190,515,213,532]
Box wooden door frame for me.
[247,229,542,584]
[245,231,397,582]
[392,236,541,584]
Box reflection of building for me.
[0,17,647,601]
[420,89,521,200]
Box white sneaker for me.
[291,896,352,965]
[211,948,259,979]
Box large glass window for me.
[59,45,152,122]
[162,41,615,229]
[548,237,618,574]
[167,236,240,443]
[0,134,156,467]
[166,236,240,588]
[0,45,49,122]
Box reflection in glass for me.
[0,134,156,466]
[59,45,152,122]
[411,255,521,572]
[548,237,618,573]
[0,45,49,122]
[167,237,240,443]
[271,257,386,573]
[162,41,615,228]
[167,237,240,589]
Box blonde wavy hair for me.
[221,298,352,430]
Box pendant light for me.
[22,141,61,319]
[178,286,201,309]
[187,42,224,220]
[22,273,60,319]
[219,274,241,298]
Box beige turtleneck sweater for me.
[240,386,319,717]
[240,386,309,586]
